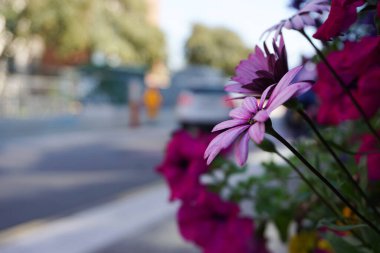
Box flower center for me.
[248,117,256,125]
[178,158,189,170]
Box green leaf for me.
[256,138,277,153]
[360,226,380,252]
[325,232,369,253]
[273,210,293,243]
[317,218,368,232]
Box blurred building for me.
[145,0,170,89]
[146,0,160,25]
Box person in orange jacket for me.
[143,87,162,121]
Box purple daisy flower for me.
[262,0,330,40]
[225,36,288,97]
[205,66,312,166]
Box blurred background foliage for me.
[185,23,250,75]
[0,0,166,67]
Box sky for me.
[159,0,318,70]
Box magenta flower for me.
[177,192,254,253]
[313,0,365,41]
[356,133,380,181]
[314,37,380,125]
[263,0,330,39]
[205,66,312,166]
[226,36,289,97]
[157,130,216,202]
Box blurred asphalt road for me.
[0,105,291,253]
[0,106,199,253]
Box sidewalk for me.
[0,183,198,253]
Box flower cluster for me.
[314,0,365,40]
[157,130,259,253]
[178,192,258,253]
[314,36,380,125]
[159,0,380,252]
[157,130,211,201]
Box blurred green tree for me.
[185,24,250,75]
[0,0,166,66]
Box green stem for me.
[276,151,370,247]
[276,151,340,215]
[298,109,380,219]
[267,123,380,236]
[327,140,380,156]
[299,30,380,144]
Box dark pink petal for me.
[314,37,380,125]
[235,132,250,166]
[356,67,380,118]
[248,123,265,144]
[253,110,270,123]
[242,97,259,113]
[357,133,380,181]
[212,119,247,132]
[313,0,365,41]
[229,107,251,120]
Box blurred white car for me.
[175,86,233,128]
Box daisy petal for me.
[235,132,250,166]
[207,149,220,165]
[248,123,265,144]
[267,82,312,113]
[242,97,259,113]
[204,132,225,158]
[301,15,316,26]
[290,15,305,30]
[205,125,250,164]
[221,125,250,148]
[294,81,313,97]
[268,66,303,105]
[253,110,269,122]
[229,107,251,120]
[212,119,247,132]
[259,84,275,109]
